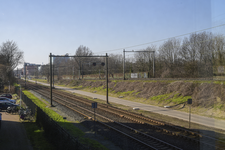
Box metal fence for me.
[16,87,89,150]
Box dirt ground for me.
[0,111,33,150]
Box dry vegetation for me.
[55,79,225,120]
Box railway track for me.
[25,83,182,149]
[19,80,225,150]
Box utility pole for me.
[25,63,26,89]
[79,61,81,80]
[53,65,54,88]
[35,66,38,84]
[73,66,74,79]
[153,51,155,78]
[50,53,53,106]
[123,49,125,80]
[99,68,100,79]
[106,53,109,104]
[82,63,83,79]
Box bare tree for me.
[179,32,215,77]
[158,38,181,77]
[73,45,95,77]
[108,54,123,75]
[133,45,157,77]
[0,40,24,84]
[212,34,225,66]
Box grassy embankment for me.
[33,79,225,120]
[27,78,225,121]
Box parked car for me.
[0,101,19,111]
[0,97,16,104]
[0,93,12,99]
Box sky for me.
[0,0,225,69]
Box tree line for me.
[43,31,224,79]
[2,31,223,86]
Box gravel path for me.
[0,112,33,150]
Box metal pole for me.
[20,85,21,106]
[36,66,37,84]
[57,67,58,81]
[53,65,54,88]
[73,66,74,79]
[50,53,53,106]
[189,105,191,129]
[82,63,83,79]
[94,107,96,136]
[123,49,125,80]
[79,61,81,80]
[25,63,26,89]
[153,51,155,78]
[106,53,109,104]
[17,68,18,84]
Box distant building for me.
[22,63,41,76]
[53,53,70,65]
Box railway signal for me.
[92,62,105,66]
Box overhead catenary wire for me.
[95,23,225,54]
[98,35,225,62]
[213,13,225,19]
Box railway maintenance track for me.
[19,80,225,150]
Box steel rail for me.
[28,85,182,150]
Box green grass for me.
[117,91,135,96]
[167,95,192,104]
[214,103,224,110]
[24,122,56,150]
[35,79,48,83]
[23,90,107,150]
[151,93,171,102]
[150,93,191,104]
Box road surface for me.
[0,112,33,150]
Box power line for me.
[213,13,225,19]
[95,23,225,54]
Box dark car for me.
[0,93,12,99]
[0,97,16,104]
[0,101,19,111]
